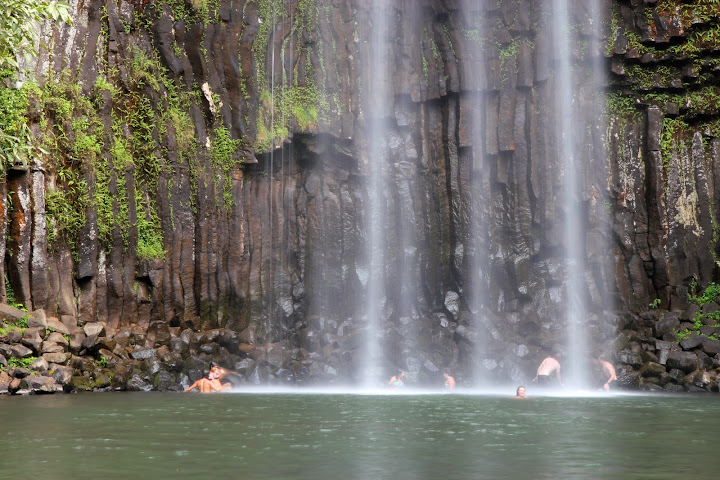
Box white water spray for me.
[552,0,605,389]
[361,0,391,387]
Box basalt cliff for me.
[1,0,720,394]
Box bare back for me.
[601,360,617,382]
[536,357,561,376]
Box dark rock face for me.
[0,0,718,391]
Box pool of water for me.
[1,389,718,479]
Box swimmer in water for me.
[443,370,456,391]
[184,363,232,392]
[387,370,405,388]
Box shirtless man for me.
[598,355,617,391]
[184,363,232,392]
[184,371,218,392]
[443,371,456,391]
[533,355,562,386]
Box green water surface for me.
[1,391,718,479]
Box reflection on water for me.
[1,391,718,479]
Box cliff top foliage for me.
[0,0,71,71]
[0,0,70,171]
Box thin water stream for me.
[1,391,717,479]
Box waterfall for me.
[461,0,492,386]
[361,0,392,386]
[552,0,607,389]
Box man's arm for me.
[184,379,201,392]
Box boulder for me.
[50,365,73,387]
[653,315,680,337]
[9,377,21,393]
[46,332,69,345]
[28,310,47,329]
[0,329,22,343]
[68,332,86,354]
[654,339,681,352]
[46,317,71,335]
[639,362,667,378]
[42,352,69,364]
[41,341,66,354]
[11,344,33,359]
[640,350,659,363]
[158,350,184,371]
[617,350,643,367]
[69,375,93,391]
[97,348,122,366]
[13,367,31,378]
[130,348,156,360]
[21,329,43,354]
[21,375,58,393]
[199,343,218,355]
[666,351,699,373]
[169,337,189,355]
[0,370,11,391]
[29,357,49,371]
[701,337,720,355]
[81,334,100,352]
[679,334,704,350]
[92,371,113,389]
[153,370,176,390]
[59,315,78,332]
[126,374,153,392]
[147,322,172,346]
[0,304,27,323]
[83,322,106,337]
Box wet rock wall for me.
[1,0,720,389]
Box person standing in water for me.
[184,362,232,392]
[533,354,562,386]
[515,386,527,398]
[184,369,223,392]
[387,370,405,388]
[598,355,617,391]
[443,371,456,391]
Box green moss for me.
[255,84,329,151]
[660,117,690,174]
[136,195,166,260]
[7,356,36,369]
[0,83,38,172]
[210,126,244,211]
[45,168,89,253]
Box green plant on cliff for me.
[689,281,720,307]
[0,1,71,172]
[7,356,36,369]
[659,117,690,174]
[210,126,244,211]
[32,73,104,253]
[0,0,71,70]
[4,274,25,310]
[680,281,720,340]
[0,84,33,172]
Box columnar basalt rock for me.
[0,0,719,393]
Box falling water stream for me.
[462,0,492,386]
[361,0,392,386]
[554,0,591,389]
[257,0,608,387]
